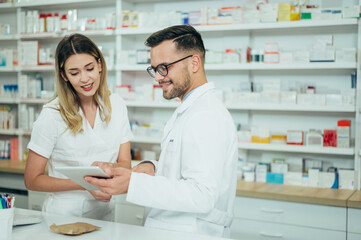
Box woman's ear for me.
[98,58,102,73]
[60,72,68,82]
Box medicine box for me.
[286,130,303,145]
[266,172,284,184]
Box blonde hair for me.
[53,33,111,135]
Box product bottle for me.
[35,73,43,98]
[47,13,54,32]
[60,14,68,31]
[54,13,60,32]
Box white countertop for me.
[12,208,231,240]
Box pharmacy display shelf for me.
[204,63,357,70]
[226,104,356,113]
[0,98,19,104]
[20,30,116,40]
[18,129,32,136]
[130,136,161,144]
[20,65,54,72]
[238,142,355,156]
[0,35,18,40]
[20,98,49,104]
[126,101,179,108]
[0,67,19,72]
[0,129,20,136]
[117,19,358,36]
[117,63,357,71]
[14,0,105,8]
[0,2,15,12]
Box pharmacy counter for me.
[0,160,357,207]
[0,159,27,174]
[12,209,229,240]
[236,179,355,207]
[348,190,361,209]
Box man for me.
[85,25,238,237]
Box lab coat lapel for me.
[161,83,215,149]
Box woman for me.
[24,33,132,220]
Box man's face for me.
[150,40,192,100]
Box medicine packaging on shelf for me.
[283,172,303,186]
[271,162,288,174]
[323,129,337,147]
[306,130,323,146]
[270,134,287,144]
[326,94,342,106]
[342,5,360,18]
[286,130,303,145]
[307,168,319,187]
[293,51,310,63]
[338,169,355,190]
[279,91,297,104]
[336,48,356,63]
[279,52,293,64]
[0,106,16,130]
[318,172,337,188]
[259,3,278,23]
[337,120,351,148]
[261,92,279,104]
[237,130,251,143]
[20,41,39,66]
[0,49,18,69]
[286,157,303,172]
[341,89,356,106]
[266,172,284,184]
[136,49,150,64]
[278,3,291,22]
[0,24,11,36]
[255,164,267,182]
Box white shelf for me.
[20,30,115,39]
[0,67,19,72]
[0,98,19,104]
[0,2,14,8]
[131,136,161,144]
[239,142,355,155]
[117,19,358,35]
[118,63,356,71]
[0,129,20,135]
[20,65,54,72]
[195,19,358,32]
[126,101,179,108]
[226,104,356,113]
[204,63,357,70]
[20,98,49,104]
[15,0,101,7]
[0,34,18,40]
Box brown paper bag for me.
[50,222,101,235]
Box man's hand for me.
[88,190,112,202]
[84,167,131,195]
[132,162,155,176]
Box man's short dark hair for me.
[145,25,205,62]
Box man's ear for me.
[61,72,68,82]
[98,58,102,73]
[190,54,201,73]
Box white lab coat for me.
[28,94,132,220]
[127,83,238,237]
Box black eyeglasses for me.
[147,55,193,78]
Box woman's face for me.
[62,53,102,102]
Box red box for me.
[323,129,337,147]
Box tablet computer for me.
[55,166,111,191]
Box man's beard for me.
[163,72,191,100]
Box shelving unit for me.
[0,0,360,193]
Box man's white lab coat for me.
[127,82,238,237]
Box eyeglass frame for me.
[147,55,193,78]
